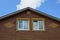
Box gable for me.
[0,7,60,40]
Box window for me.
[17,18,45,31]
[17,18,30,31]
[32,18,45,31]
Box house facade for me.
[0,7,60,40]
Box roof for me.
[0,7,60,22]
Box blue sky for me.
[0,0,60,18]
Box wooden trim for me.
[16,18,30,31]
[16,18,18,31]
[31,18,45,31]
[43,19,46,31]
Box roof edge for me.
[0,7,60,22]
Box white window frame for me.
[17,18,30,31]
[32,18,45,31]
